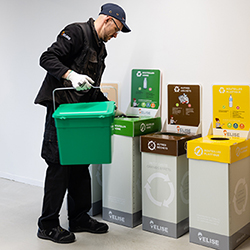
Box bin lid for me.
[53,101,115,119]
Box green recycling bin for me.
[53,101,115,165]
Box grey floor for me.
[1,178,250,250]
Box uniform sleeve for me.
[39,24,84,81]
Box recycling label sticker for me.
[131,69,160,109]
[213,85,250,131]
[167,84,200,127]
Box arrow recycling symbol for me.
[145,173,175,207]
[233,178,248,215]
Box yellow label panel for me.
[213,85,250,131]
[187,136,250,163]
[187,140,230,163]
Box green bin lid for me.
[53,101,115,119]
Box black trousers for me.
[38,161,91,230]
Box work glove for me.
[66,70,94,91]
[115,109,126,117]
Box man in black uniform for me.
[34,3,130,244]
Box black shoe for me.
[69,218,109,234]
[37,226,75,243]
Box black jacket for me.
[34,18,108,107]
[35,18,109,164]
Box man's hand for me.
[66,70,94,91]
[115,109,125,117]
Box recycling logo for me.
[233,178,248,215]
[219,87,225,94]
[198,232,203,241]
[140,123,146,132]
[194,146,203,156]
[144,173,174,207]
[109,211,113,218]
[136,71,142,77]
[150,220,154,228]
[174,86,180,92]
[236,147,241,157]
[148,140,156,151]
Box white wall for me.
[1,0,250,186]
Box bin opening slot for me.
[117,115,140,118]
[210,137,230,141]
[156,132,187,136]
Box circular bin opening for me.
[125,115,139,118]
[117,114,139,118]
[157,132,187,137]
[210,137,230,141]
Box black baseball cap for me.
[99,3,131,33]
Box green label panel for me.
[131,69,161,109]
[113,117,161,137]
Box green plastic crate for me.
[53,101,115,165]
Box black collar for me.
[87,18,103,48]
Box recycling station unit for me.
[102,69,162,227]
[88,84,119,216]
[187,85,250,250]
[187,136,250,250]
[140,84,201,238]
[141,132,200,238]
[102,117,161,227]
[87,84,120,216]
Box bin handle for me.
[52,85,118,112]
